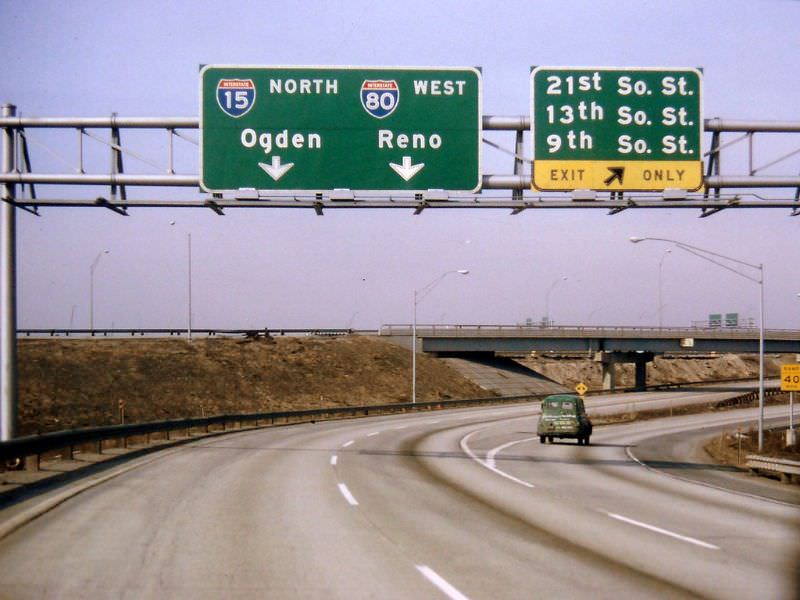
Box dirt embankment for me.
[16,336,794,437]
[17,336,490,436]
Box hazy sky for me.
[1,0,799,331]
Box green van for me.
[537,394,592,445]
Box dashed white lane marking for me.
[338,483,359,506]
[330,455,338,466]
[342,440,354,448]
[607,513,720,550]
[394,425,408,430]
[367,431,380,437]
[460,430,535,489]
[416,565,470,600]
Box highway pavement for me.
[0,389,798,599]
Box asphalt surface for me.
[0,390,798,599]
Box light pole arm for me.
[638,236,762,275]
[674,243,762,284]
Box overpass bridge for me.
[380,324,800,390]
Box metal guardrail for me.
[0,393,544,470]
[586,381,780,398]
[1,381,782,473]
[746,454,800,483]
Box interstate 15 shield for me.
[216,79,256,118]
[360,80,399,119]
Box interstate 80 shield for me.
[360,80,399,119]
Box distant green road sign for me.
[200,65,482,193]
[531,66,703,192]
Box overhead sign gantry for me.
[530,67,703,192]
[200,65,482,193]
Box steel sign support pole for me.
[512,129,524,203]
[1,104,18,441]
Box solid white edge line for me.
[416,565,471,600]
[330,455,338,466]
[607,512,720,550]
[460,430,534,489]
[625,435,798,509]
[337,483,359,506]
[342,440,354,448]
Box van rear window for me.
[543,399,575,414]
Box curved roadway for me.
[0,391,798,599]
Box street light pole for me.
[412,270,469,404]
[658,249,672,328]
[89,250,109,332]
[171,222,193,343]
[630,236,766,450]
[187,232,192,343]
[544,276,567,327]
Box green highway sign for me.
[530,67,703,192]
[200,65,482,193]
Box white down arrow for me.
[389,156,425,181]
[258,156,294,181]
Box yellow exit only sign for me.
[781,364,800,391]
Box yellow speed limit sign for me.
[575,382,588,396]
[781,364,800,391]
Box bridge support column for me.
[595,351,655,391]
[634,358,649,391]
[597,352,617,391]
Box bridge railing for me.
[16,328,377,339]
[379,324,800,340]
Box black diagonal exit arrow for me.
[604,167,625,186]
